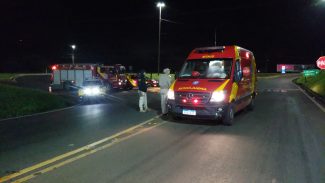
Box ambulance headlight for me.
[210,90,226,102]
[167,89,175,100]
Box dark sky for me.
[0,0,324,72]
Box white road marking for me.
[105,94,124,101]
[0,105,79,123]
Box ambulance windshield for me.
[179,59,232,79]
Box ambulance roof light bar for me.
[195,46,225,53]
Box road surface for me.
[1,75,324,183]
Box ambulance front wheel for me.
[223,104,234,126]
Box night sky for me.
[0,0,324,72]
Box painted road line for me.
[14,120,166,183]
[0,105,79,123]
[104,94,124,102]
[297,86,325,113]
[0,115,162,183]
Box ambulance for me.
[167,46,257,125]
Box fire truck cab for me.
[167,46,257,125]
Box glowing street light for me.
[156,2,165,73]
[71,44,76,64]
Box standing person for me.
[138,70,148,112]
[159,68,172,115]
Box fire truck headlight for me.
[167,89,175,100]
[210,90,226,102]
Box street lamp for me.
[157,2,165,73]
[71,44,76,64]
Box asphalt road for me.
[1,75,325,183]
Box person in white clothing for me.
[159,68,172,115]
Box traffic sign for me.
[316,56,325,69]
[303,69,320,77]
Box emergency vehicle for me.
[167,46,257,125]
[97,64,131,89]
[50,63,130,90]
[50,63,99,90]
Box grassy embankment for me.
[256,73,281,77]
[0,73,17,80]
[295,70,325,97]
[0,84,74,119]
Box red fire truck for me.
[50,63,130,90]
[97,64,131,89]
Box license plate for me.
[182,109,196,116]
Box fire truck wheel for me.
[223,104,234,126]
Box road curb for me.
[293,79,325,112]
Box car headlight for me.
[83,87,100,95]
[92,87,100,94]
[167,89,175,100]
[84,88,92,95]
[210,90,226,102]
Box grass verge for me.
[0,84,75,119]
[295,70,325,97]
[0,73,17,80]
[256,73,281,77]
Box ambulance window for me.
[235,60,243,81]
[179,59,232,79]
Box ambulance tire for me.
[247,97,255,111]
[223,104,234,126]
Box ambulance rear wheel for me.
[223,104,234,126]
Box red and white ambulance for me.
[167,46,257,125]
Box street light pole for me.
[71,44,76,64]
[157,2,165,73]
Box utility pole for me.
[157,2,165,74]
[214,28,217,46]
